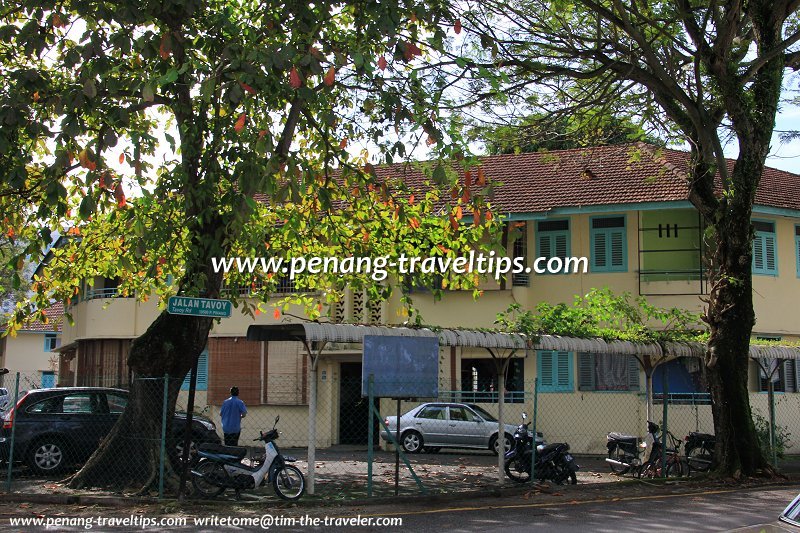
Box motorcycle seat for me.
[608,432,638,442]
[688,432,715,441]
[538,443,563,454]
[198,442,248,459]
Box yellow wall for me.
[1,331,59,388]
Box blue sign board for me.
[167,296,232,318]
[362,335,439,398]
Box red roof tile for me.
[370,143,800,214]
[19,302,63,333]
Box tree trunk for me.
[704,154,771,478]
[69,312,214,492]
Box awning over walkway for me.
[247,323,800,360]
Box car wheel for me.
[490,433,513,456]
[401,431,424,453]
[28,438,69,475]
[173,437,199,464]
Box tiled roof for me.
[369,143,800,214]
[19,302,63,333]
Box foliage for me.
[495,288,707,344]
[753,412,791,461]
[0,0,498,333]
[0,239,33,316]
[474,111,665,155]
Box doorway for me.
[338,362,378,445]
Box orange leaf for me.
[378,55,387,71]
[339,138,348,149]
[476,167,485,186]
[449,214,458,231]
[159,33,172,59]
[259,129,267,139]
[409,217,420,229]
[473,207,481,225]
[410,12,418,23]
[289,67,302,89]
[239,81,256,95]
[114,183,126,207]
[273,308,281,320]
[485,210,493,221]
[454,19,462,34]
[234,113,246,133]
[408,194,415,205]
[323,66,335,87]
[52,13,64,28]
[6,227,14,238]
[119,153,125,164]
[254,309,261,316]
[455,206,463,220]
[98,172,108,189]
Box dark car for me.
[0,387,219,474]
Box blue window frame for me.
[752,220,778,276]
[795,225,800,278]
[535,219,570,274]
[181,348,208,391]
[43,333,60,352]
[537,350,573,392]
[590,216,627,272]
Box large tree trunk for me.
[704,152,773,478]
[69,312,213,492]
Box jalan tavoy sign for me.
[167,296,232,318]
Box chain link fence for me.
[1,371,800,499]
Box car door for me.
[52,392,103,459]
[95,392,127,442]
[411,405,447,446]
[446,406,484,447]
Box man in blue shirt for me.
[220,386,247,446]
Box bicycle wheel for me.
[687,445,713,473]
[273,464,305,501]
[637,461,659,479]
[607,445,630,475]
[666,458,686,478]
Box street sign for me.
[167,296,232,318]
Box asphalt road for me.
[0,484,797,532]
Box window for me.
[536,220,570,274]
[416,405,446,420]
[511,222,529,286]
[752,220,778,276]
[758,359,798,392]
[590,216,627,272]
[459,357,525,402]
[448,406,471,421]
[578,354,640,391]
[795,225,800,277]
[181,348,208,391]
[43,333,60,352]
[537,351,573,392]
[62,393,98,413]
[107,393,128,414]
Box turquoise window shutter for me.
[181,348,208,391]
[538,350,572,392]
[753,224,778,276]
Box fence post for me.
[367,374,374,497]
[158,374,169,499]
[5,373,20,492]
[531,377,538,485]
[768,380,777,467]
[661,367,668,478]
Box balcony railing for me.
[653,392,712,405]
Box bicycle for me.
[637,431,687,479]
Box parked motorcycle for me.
[504,413,578,485]
[606,421,660,475]
[191,415,305,501]
[684,431,715,473]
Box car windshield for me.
[468,405,497,422]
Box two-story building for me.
[0,302,62,391]
[53,143,800,453]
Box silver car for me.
[381,402,543,455]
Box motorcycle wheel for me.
[686,445,713,473]
[553,462,578,485]
[191,460,226,498]
[607,445,630,475]
[504,455,532,483]
[273,464,305,501]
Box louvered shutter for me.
[578,353,595,391]
[610,230,625,269]
[753,235,765,271]
[627,356,640,391]
[785,360,796,393]
[539,234,552,259]
[593,231,607,268]
[555,233,568,260]
[539,351,553,388]
[557,351,570,388]
[796,233,800,277]
[764,234,777,272]
[182,348,208,391]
